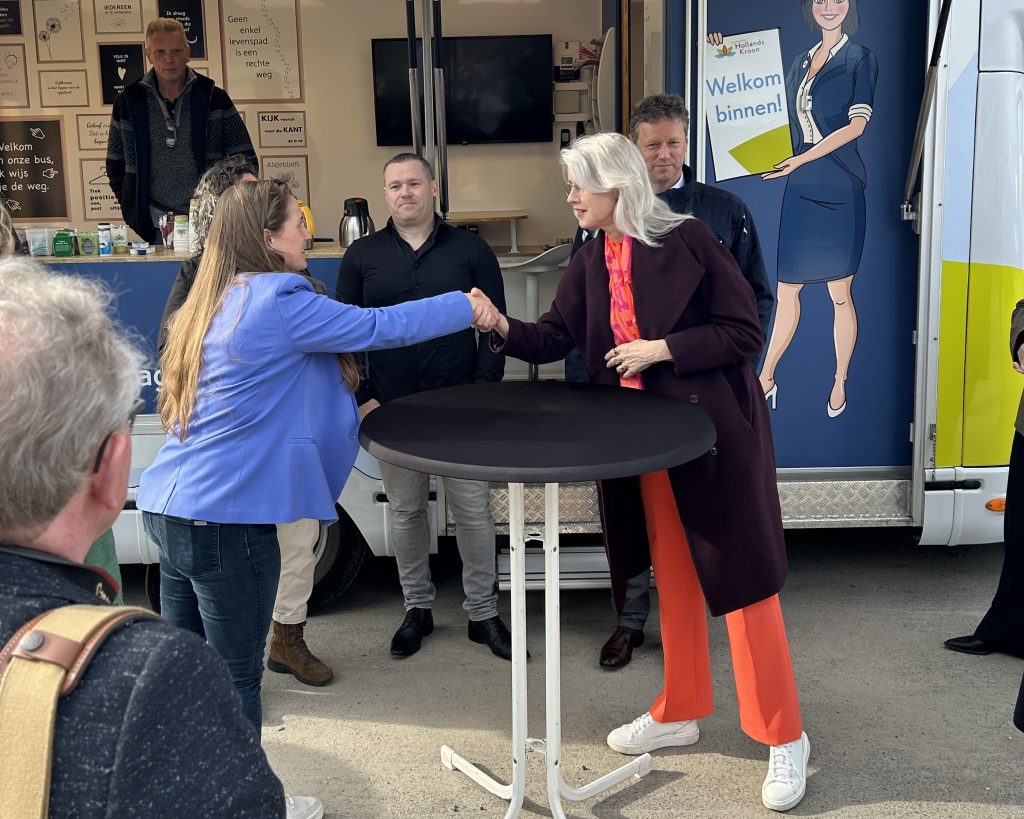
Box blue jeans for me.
[143,512,280,729]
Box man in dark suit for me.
[0,257,309,818]
[580,94,774,669]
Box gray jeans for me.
[618,568,653,631]
[379,460,498,621]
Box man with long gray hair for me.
[0,257,285,817]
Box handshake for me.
[465,287,504,334]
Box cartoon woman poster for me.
[713,0,877,418]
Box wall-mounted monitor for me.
[371,34,553,146]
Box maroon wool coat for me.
[499,218,786,616]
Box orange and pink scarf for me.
[604,233,643,390]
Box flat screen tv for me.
[371,34,553,146]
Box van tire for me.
[308,505,368,613]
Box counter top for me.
[41,241,350,264]
[39,241,550,264]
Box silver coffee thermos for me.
[339,198,375,247]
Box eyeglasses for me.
[563,181,583,196]
[165,123,176,149]
[92,398,146,474]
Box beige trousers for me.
[274,518,320,624]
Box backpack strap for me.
[0,604,161,819]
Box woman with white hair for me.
[490,132,810,812]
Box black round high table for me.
[359,381,715,818]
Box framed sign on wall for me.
[257,110,306,148]
[80,158,121,220]
[219,0,303,102]
[39,68,89,107]
[158,0,205,60]
[33,0,84,64]
[94,0,142,34]
[0,116,69,220]
[0,1,23,36]
[98,42,144,105]
[0,43,28,107]
[76,113,109,151]
[261,154,308,204]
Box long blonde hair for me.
[159,179,362,439]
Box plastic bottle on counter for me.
[173,214,189,252]
[98,223,112,256]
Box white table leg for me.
[542,482,652,813]
[510,220,519,253]
[444,481,650,817]
[440,481,528,817]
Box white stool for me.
[499,245,572,380]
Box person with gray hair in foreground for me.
[0,257,288,817]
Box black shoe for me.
[468,615,523,661]
[390,608,434,657]
[600,626,645,669]
[944,634,993,655]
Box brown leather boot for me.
[267,621,334,686]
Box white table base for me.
[441,482,652,817]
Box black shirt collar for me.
[385,213,444,258]
[0,543,119,604]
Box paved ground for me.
[125,530,1024,818]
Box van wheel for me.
[308,505,368,613]
[145,563,161,614]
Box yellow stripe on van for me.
[962,262,1024,466]
[935,261,968,467]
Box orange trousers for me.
[639,470,802,746]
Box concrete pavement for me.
[125,529,1024,817]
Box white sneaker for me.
[761,732,810,812]
[606,711,700,754]
[285,794,324,819]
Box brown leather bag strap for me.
[0,605,160,697]
[0,604,161,819]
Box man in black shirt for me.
[337,154,513,661]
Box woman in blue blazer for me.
[755,0,877,417]
[138,179,496,730]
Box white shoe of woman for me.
[285,794,324,819]
[606,711,700,754]
[761,732,810,811]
